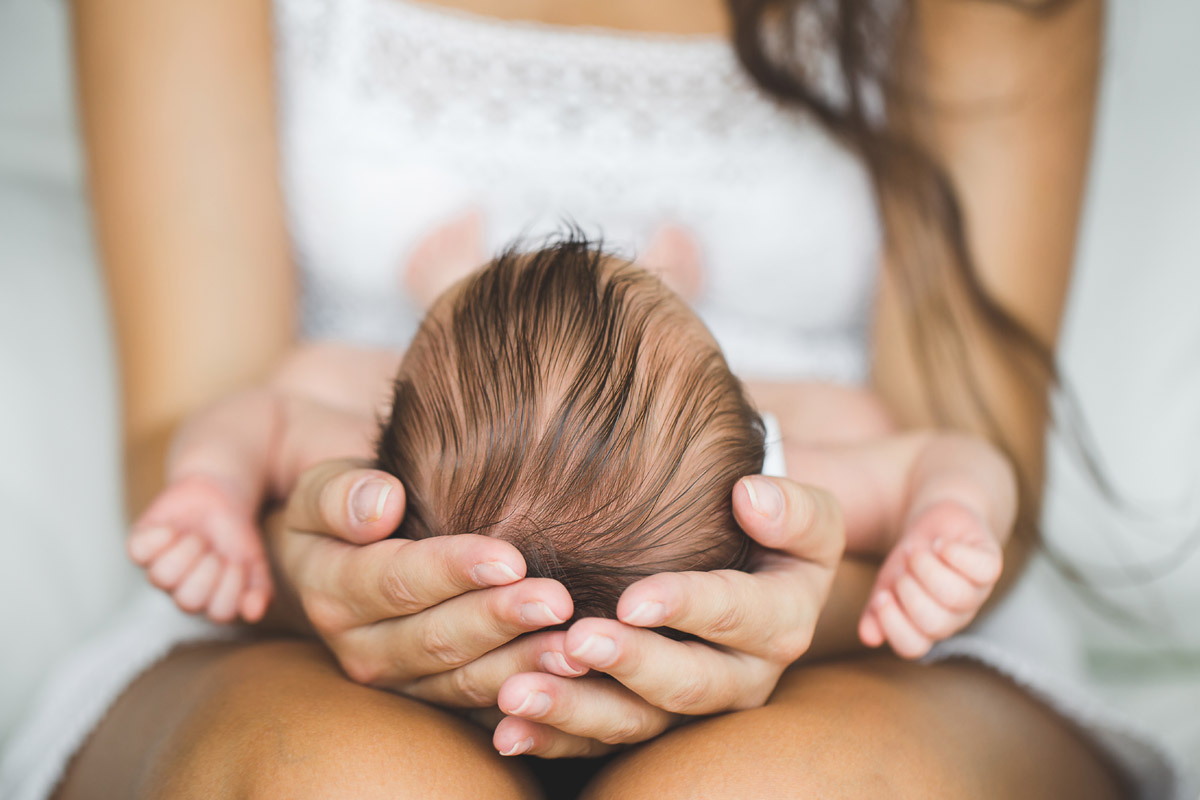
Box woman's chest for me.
[273,0,882,380]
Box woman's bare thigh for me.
[53,638,540,800]
[584,655,1125,800]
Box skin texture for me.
[61,0,1118,795]
[55,472,1124,799]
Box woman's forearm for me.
[73,0,296,516]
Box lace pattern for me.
[272,0,882,383]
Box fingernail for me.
[499,737,534,757]
[472,561,521,586]
[742,476,783,521]
[351,479,392,523]
[520,602,565,627]
[511,691,551,717]
[932,538,945,553]
[623,601,666,627]
[539,651,586,677]
[128,526,171,562]
[569,634,618,668]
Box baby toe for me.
[858,609,885,648]
[127,525,176,565]
[937,540,1003,587]
[894,573,960,641]
[873,590,932,660]
[147,535,207,589]
[173,553,222,613]
[206,562,245,623]
[239,583,272,623]
[909,549,981,613]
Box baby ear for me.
[402,208,486,310]
[637,223,706,303]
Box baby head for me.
[376,235,764,622]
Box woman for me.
[30,0,1139,796]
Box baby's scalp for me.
[376,234,765,622]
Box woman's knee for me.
[140,640,537,800]
[584,657,1121,800]
[584,661,929,799]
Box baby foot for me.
[402,209,486,310]
[639,223,706,303]
[858,500,1004,659]
[128,473,273,623]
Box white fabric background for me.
[0,0,1197,765]
[0,0,137,750]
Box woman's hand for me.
[478,476,846,757]
[265,459,577,693]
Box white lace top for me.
[272,0,881,382]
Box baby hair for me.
[376,233,765,622]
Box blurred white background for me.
[0,0,134,748]
[1,0,1197,758]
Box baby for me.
[375,240,765,622]
[129,236,1015,656]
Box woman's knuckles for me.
[699,596,749,640]
[763,627,813,664]
[338,651,388,686]
[597,713,650,745]
[447,665,498,707]
[417,620,475,669]
[658,674,714,714]
[300,593,351,635]
[377,561,423,612]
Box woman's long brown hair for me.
[728,1,1200,610]
[725,0,1072,557]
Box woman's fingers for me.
[610,478,844,662]
[285,459,407,545]
[496,672,676,746]
[401,632,586,708]
[172,552,221,612]
[271,459,567,694]
[493,717,615,759]
[546,476,846,722]
[331,577,574,688]
[731,477,845,570]
[296,533,530,630]
[562,618,775,714]
[616,568,817,663]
